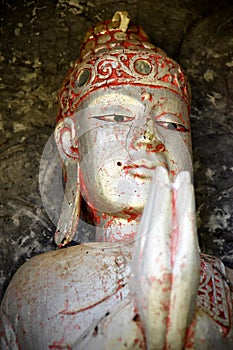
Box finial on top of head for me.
[57,11,191,122]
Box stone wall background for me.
[0,0,233,298]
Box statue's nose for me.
[131,118,165,153]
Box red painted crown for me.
[57,11,191,121]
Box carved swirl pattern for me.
[197,254,232,334]
[57,51,191,121]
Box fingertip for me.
[173,171,192,190]
[152,165,170,187]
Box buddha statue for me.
[0,11,232,350]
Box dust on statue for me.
[0,11,232,350]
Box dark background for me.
[1,0,233,299]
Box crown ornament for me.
[57,11,191,121]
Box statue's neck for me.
[92,211,141,242]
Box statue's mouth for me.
[123,162,168,178]
[123,164,156,178]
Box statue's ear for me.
[54,117,81,247]
[54,117,79,160]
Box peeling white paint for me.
[203,69,214,82]
[205,168,215,180]
[225,61,233,67]
[13,122,28,132]
[208,207,231,232]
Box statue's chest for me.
[197,254,233,335]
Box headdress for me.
[57,11,191,122]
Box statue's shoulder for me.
[0,243,132,349]
[2,242,132,313]
[197,254,233,336]
[8,242,132,280]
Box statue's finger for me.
[166,171,200,349]
[132,166,173,350]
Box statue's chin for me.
[81,179,151,217]
[85,195,147,218]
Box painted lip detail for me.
[123,161,169,178]
[123,164,157,178]
[123,164,156,170]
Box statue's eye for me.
[156,121,188,132]
[92,115,134,123]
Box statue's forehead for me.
[78,87,189,119]
[89,91,143,107]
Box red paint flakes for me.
[121,209,139,222]
[48,334,72,349]
[170,189,179,267]
[49,343,71,350]
[141,91,152,102]
[156,143,165,152]
[184,319,196,348]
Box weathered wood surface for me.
[0,0,233,298]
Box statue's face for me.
[75,87,192,216]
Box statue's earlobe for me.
[54,117,81,246]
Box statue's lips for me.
[124,164,156,170]
[123,164,158,178]
[123,162,169,178]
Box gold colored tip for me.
[112,11,130,32]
